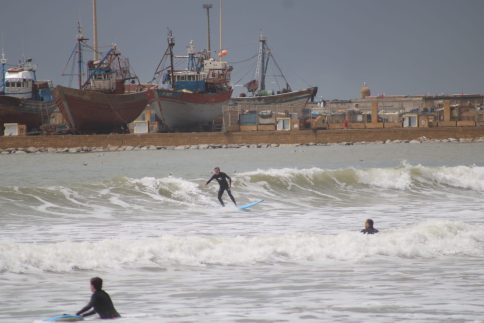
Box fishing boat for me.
[230,34,317,109]
[53,44,150,133]
[53,2,150,134]
[149,31,232,131]
[0,52,55,134]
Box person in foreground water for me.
[206,167,237,206]
[361,218,379,234]
[76,277,120,319]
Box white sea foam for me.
[420,165,484,191]
[240,167,324,182]
[238,167,345,192]
[1,221,482,273]
[128,176,215,206]
[238,164,484,193]
[355,166,412,190]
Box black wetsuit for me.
[77,289,120,319]
[206,172,236,206]
[361,228,379,234]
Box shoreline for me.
[1,127,484,154]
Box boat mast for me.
[168,31,175,90]
[77,22,88,89]
[203,3,212,58]
[255,33,267,92]
[0,49,6,94]
[219,0,222,61]
[92,0,99,61]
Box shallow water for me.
[1,142,484,322]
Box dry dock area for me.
[1,127,484,151]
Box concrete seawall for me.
[1,127,484,149]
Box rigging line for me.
[233,66,255,86]
[233,58,258,85]
[269,52,291,88]
[247,57,259,76]
[68,54,76,88]
[228,53,258,65]
[149,46,171,83]
[287,67,312,87]
[81,42,104,59]
[61,43,84,87]
[124,57,140,84]
[60,45,79,76]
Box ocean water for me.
[1,142,484,323]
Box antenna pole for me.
[77,23,88,89]
[92,0,99,60]
[168,31,176,90]
[203,4,212,58]
[78,24,82,88]
[0,49,6,94]
[255,33,267,92]
[219,0,222,59]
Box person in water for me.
[361,218,379,234]
[206,167,237,206]
[76,277,120,319]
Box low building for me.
[323,83,484,129]
[223,102,305,132]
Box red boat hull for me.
[54,86,150,133]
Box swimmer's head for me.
[365,219,374,229]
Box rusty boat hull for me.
[54,85,150,133]
[0,95,56,133]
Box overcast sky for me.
[1,0,483,99]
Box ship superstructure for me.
[0,53,55,133]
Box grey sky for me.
[1,0,483,99]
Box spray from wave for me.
[1,220,483,273]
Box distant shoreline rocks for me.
[1,136,484,155]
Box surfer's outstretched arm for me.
[206,175,215,185]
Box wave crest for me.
[2,165,484,217]
[2,221,483,273]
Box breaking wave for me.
[1,164,484,217]
[1,220,483,273]
[235,163,484,191]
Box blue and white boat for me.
[149,31,233,131]
[0,52,55,134]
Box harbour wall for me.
[1,127,484,149]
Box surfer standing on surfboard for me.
[206,167,237,207]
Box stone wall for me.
[2,127,484,149]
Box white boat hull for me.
[151,88,232,131]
